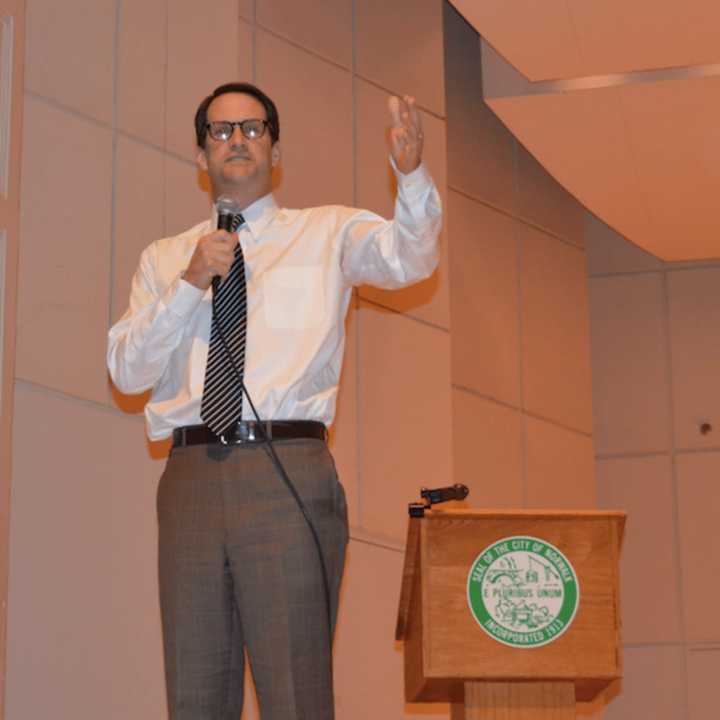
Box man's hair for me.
[194,82,280,148]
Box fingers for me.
[388,94,424,156]
[206,231,238,277]
[388,95,422,132]
[184,231,239,289]
[406,96,422,136]
[388,95,402,127]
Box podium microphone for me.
[421,484,470,505]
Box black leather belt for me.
[172,420,327,448]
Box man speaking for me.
[107,82,441,719]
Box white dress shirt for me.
[107,161,441,440]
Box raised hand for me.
[388,94,424,175]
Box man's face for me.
[197,92,280,199]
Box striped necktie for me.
[200,213,247,436]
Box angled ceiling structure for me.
[450,0,720,261]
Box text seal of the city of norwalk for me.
[466,536,580,648]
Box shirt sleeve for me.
[338,160,442,288]
[106,242,205,394]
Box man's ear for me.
[196,147,208,172]
[271,143,281,167]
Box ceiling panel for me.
[456,1,720,260]
[451,0,720,80]
[488,88,654,255]
[449,0,581,81]
[570,0,720,76]
[617,75,720,259]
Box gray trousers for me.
[157,438,348,719]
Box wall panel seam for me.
[589,268,665,280]
[449,183,586,253]
[359,297,450,334]
[595,449,671,461]
[24,90,111,132]
[522,408,592,439]
[350,1,361,526]
[256,25,352,74]
[451,383,520,413]
[14,378,146,421]
[161,0,168,234]
[661,268,691,719]
[348,528,404,554]
[597,447,720,461]
[353,73,446,122]
[108,0,121,330]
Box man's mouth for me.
[226,155,250,163]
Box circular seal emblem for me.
[466,536,580,648]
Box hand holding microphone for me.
[183,196,243,291]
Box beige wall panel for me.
[106,432,167,719]
[164,155,211,238]
[596,456,681,644]
[355,79,449,329]
[353,79,396,221]
[687,648,720,720]
[7,383,166,719]
[256,31,353,209]
[667,268,720,451]
[452,389,523,508]
[585,214,663,277]
[676,452,720,642]
[358,302,452,543]
[443,2,515,213]
[521,226,593,433]
[112,136,165,323]
[355,0,445,117]
[166,0,240,160]
[329,298,359,527]
[525,416,595,508]
[449,191,520,406]
[516,145,584,248]
[16,98,112,403]
[588,274,672,456]
[238,19,255,81]
[604,646,686,720]
[117,0,166,147]
[239,0,255,21]
[257,0,352,68]
[334,540,448,719]
[25,0,115,124]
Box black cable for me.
[210,291,334,640]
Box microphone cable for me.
[209,221,334,645]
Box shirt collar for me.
[209,193,279,243]
[239,192,279,241]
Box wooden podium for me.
[396,509,626,719]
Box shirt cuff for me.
[390,156,433,201]
[166,275,206,318]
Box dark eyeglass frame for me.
[206,119,269,142]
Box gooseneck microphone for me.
[212,195,244,292]
[421,484,470,505]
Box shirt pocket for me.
[262,266,325,330]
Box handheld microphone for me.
[212,195,243,293]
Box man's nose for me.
[229,124,246,147]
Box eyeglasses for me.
[206,119,269,142]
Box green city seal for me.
[466,536,580,648]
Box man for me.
[107,82,441,719]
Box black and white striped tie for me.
[200,213,247,436]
